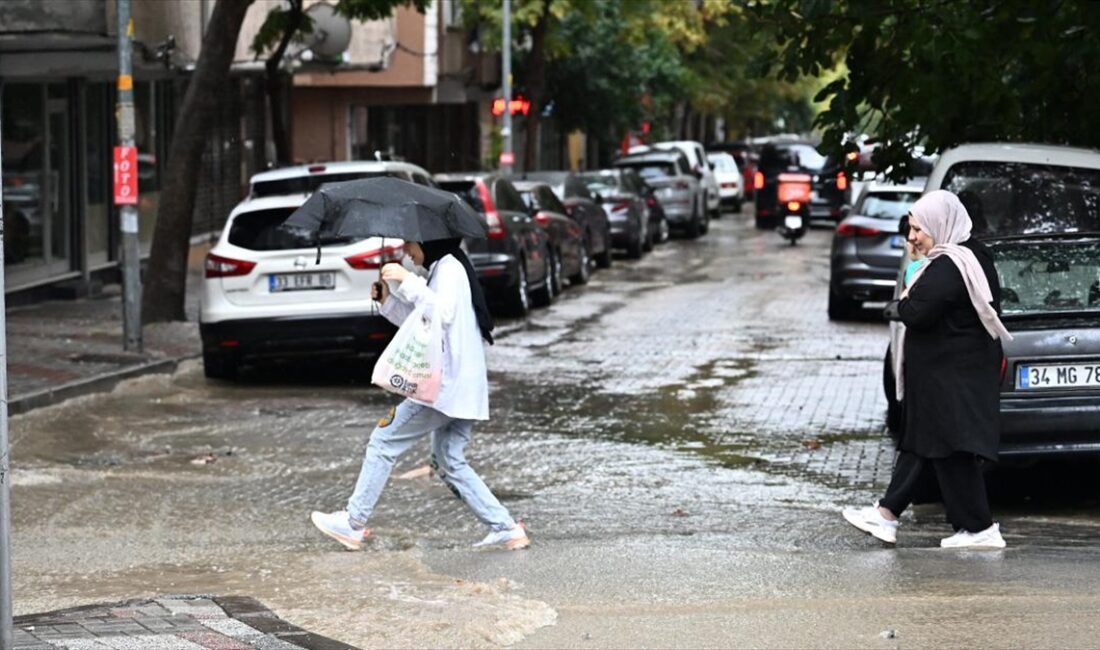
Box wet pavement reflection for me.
[9,213,1100,648]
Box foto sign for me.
[113,146,138,205]
[500,151,515,165]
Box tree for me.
[142,0,254,324]
[750,0,1100,179]
[143,0,428,323]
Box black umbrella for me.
[280,176,487,243]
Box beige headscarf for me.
[892,190,1012,400]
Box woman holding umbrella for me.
[842,190,1010,549]
[310,237,529,551]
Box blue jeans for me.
[347,399,516,532]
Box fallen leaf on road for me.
[801,439,824,450]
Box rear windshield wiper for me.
[1002,309,1100,320]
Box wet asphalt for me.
[8,211,1100,648]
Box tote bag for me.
[371,303,443,403]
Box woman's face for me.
[907,213,935,256]
[404,241,425,266]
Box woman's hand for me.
[381,262,409,284]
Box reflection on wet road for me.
[10,213,1100,648]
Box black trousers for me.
[879,450,994,533]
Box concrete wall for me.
[0,0,108,35]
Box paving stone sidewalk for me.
[13,595,355,650]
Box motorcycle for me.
[776,172,812,246]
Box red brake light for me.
[612,200,631,213]
[308,165,326,173]
[344,245,405,270]
[476,181,506,240]
[787,201,802,212]
[836,223,881,237]
[1000,356,1008,383]
[647,196,658,206]
[205,253,256,278]
[534,211,551,225]
[753,171,764,190]
[674,180,691,190]
[836,171,848,191]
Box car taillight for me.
[646,196,658,207]
[836,171,848,191]
[344,245,405,270]
[836,223,881,237]
[1000,356,1008,383]
[612,200,631,213]
[721,181,738,188]
[205,253,256,278]
[674,180,691,190]
[534,211,551,225]
[753,171,764,190]
[476,181,506,240]
[787,201,802,212]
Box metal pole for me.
[117,0,143,352]
[501,0,513,176]
[0,79,15,650]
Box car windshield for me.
[618,162,675,180]
[228,208,364,250]
[990,239,1100,317]
[856,191,920,220]
[251,171,394,198]
[942,161,1100,237]
[708,154,738,172]
[437,181,485,213]
[518,190,537,210]
[578,173,619,194]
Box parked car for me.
[883,142,1100,458]
[706,151,745,213]
[828,181,924,320]
[523,171,614,269]
[615,148,706,238]
[435,173,554,317]
[709,141,758,200]
[632,140,721,219]
[577,168,650,258]
[513,180,591,289]
[199,161,438,380]
[754,141,850,228]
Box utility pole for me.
[0,82,14,650]
[116,0,143,352]
[500,0,513,175]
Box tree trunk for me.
[142,0,254,323]
[522,0,551,173]
[265,0,304,165]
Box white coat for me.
[379,254,489,420]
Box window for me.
[229,208,364,250]
[494,179,527,212]
[251,171,395,197]
[438,180,484,213]
[538,186,567,214]
[618,161,676,180]
[990,240,1100,316]
[856,191,920,220]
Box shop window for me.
[2,83,47,270]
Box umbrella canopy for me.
[280,176,487,242]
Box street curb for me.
[216,596,359,649]
[8,354,200,416]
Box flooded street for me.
[10,213,1100,648]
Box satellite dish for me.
[304,3,352,60]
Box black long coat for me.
[896,238,1003,461]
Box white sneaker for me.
[473,523,530,550]
[310,510,370,551]
[940,523,1006,549]
[842,503,899,544]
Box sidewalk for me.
[13,595,355,649]
[5,245,206,415]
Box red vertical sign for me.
[113,146,138,205]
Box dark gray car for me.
[578,169,649,259]
[828,182,923,320]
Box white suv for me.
[199,161,435,379]
[633,140,722,218]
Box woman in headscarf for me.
[843,190,1011,549]
[311,238,530,551]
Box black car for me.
[436,173,553,317]
[754,142,850,229]
[514,180,591,289]
[523,171,613,269]
[578,169,650,259]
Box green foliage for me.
[751,0,1100,180]
[252,0,430,57]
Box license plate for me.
[784,215,803,229]
[890,235,905,249]
[1017,363,1100,389]
[269,272,335,292]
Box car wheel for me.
[827,287,861,321]
[595,230,613,268]
[503,260,530,317]
[626,229,645,259]
[643,222,655,252]
[530,252,557,307]
[659,218,670,243]
[203,349,239,381]
[570,242,591,285]
[700,209,710,235]
[733,199,743,213]
[550,249,564,296]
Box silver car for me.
[614,149,706,237]
[828,181,923,320]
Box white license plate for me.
[784,215,803,229]
[269,272,335,292]
[890,235,905,249]
[1017,363,1100,389]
